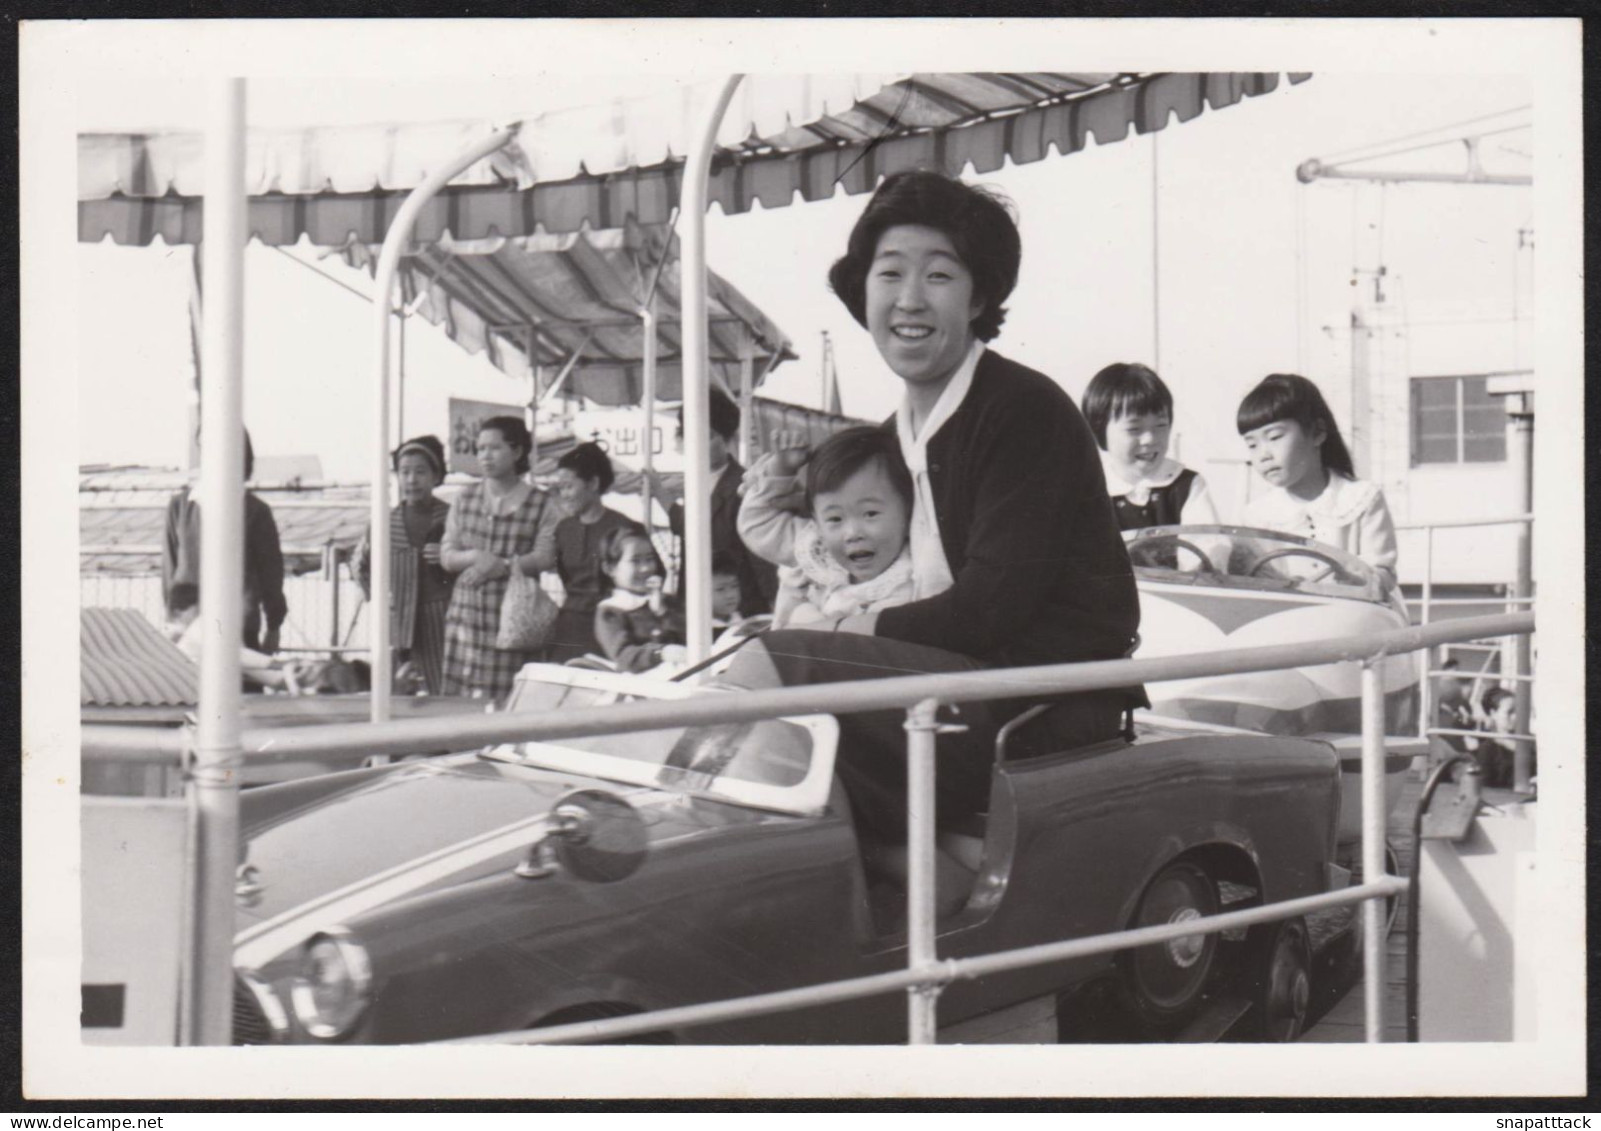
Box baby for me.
[737,426,916,627]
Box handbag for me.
[496,559,558,650]
[495,494,557,650]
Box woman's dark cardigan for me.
[874,349,1141,671]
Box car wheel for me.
[1248,916,1312,1042]
[1114,860,1220,1033]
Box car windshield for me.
[1123,524,1389,603]
[488,666,836,816]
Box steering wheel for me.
[1125,533,1218,573]
[1246,545,1353,585]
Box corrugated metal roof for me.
[79,484,373,576]
[80,607,198,708]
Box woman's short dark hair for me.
[1082,363,1174,449]
[557,440,615,494]
[1235,373,1357,480]
[479,415,532,475]
[804,426,914,514]
[828,170,1020,343]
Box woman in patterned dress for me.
[355,434,455,694]
[544,442,644,664]
[439,416,561,700]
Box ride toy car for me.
[230,662,1344,1046]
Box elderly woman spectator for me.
[729,171,1141,877]
[439,416,560,701]
[544,442,644,664]
[356,434,455,695]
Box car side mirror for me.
[515,789,648,884]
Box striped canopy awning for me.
[79,73,1308,248]
[350,223,795,405]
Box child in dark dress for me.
[1083,362,1219,532]
[594,528,687,674]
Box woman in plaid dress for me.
[440,416,560,700]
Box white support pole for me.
[680,75,743,663]
[188,76,247,1047]
[1507,402,1535,793]
[737,334,755,468]
[904,698,942,1044]
[370,124,519,721]
[1419,527,1434,741]
[640,302,657,529]
[1360,658,1387,1043]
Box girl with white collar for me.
[1237,373,1398,584]
[1083,362,1220,530]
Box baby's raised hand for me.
[770,429,810,477]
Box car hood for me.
[232,754,679,968]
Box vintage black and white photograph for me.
[20,18,1586,1100]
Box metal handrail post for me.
[189,76,247,1046]
[1418,526,1434,741]
[640,301,657,530]
[1360,658,1387,1042]
[904,698,942,1043]
[370,124,520,721]
[679,75,744,663]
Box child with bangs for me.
[594,528,687,674]
[1083,362,1220,531]
[1237,373,1398,583]
[738,426,919,628]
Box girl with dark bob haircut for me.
[1081,363,1173,450]
[1082,362,1219,531]
[728,170,1140,900]
[827,170,1021,343]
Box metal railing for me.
[1399,514,1535,791]
[82,610,1534,1046]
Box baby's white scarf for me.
[894,340,983,600]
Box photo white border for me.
[22,16,1586,1099]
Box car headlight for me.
[289,929,372,1040]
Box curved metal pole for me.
[680,75,743,662]
[370,125,518,720]
[190,76,246,1047]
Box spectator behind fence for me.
[439,416,560,701]
[161,428,287,653]
[1477,686,1533,790]
[356,434,455,695]
[666,389,779,618]
[545,442,644,665]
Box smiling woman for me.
[727,170,1143,850]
